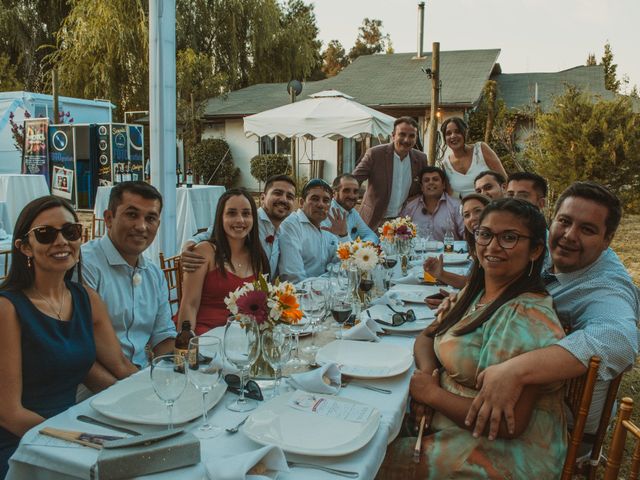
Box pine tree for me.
[601,42,621,92]
[585,53,596,66]
[322,40,349,77]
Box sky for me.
[311,0,640,91]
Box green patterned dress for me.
[422,292,567,479]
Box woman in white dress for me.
[439,117,507,198]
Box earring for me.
[528,260,534,277]
[27,256,32,269]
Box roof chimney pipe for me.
[417,2,425,58]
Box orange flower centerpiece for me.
[378,217,417,275]
[336,238,384,272]
[224,274,302,332]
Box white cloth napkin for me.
[205,445,289,480]
[370,291,403,307]
[342,317,384,342]
[288,363,341,394]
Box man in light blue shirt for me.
[181,175,296,279]
[321,174,378,244]
[464,182,639,441]
[82,182,177,368]
[278,178,350,283]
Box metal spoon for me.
[225,415,249,434]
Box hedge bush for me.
[250,154,291,184]
[190,138,239,187]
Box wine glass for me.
[359,275,375,308]
[310,278,330,332]
[300,283,323,354]
[223,315,261,412]
[187,336,223,438]
[330,291,352,340]
[261,326,292,398]
[150,354,188,430]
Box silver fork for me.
[341,379,392,394]
[287,461,359,478]
[225,415,249,434]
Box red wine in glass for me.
[383,257,398,269]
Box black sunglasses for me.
[386,304,417,326]
[224,374,264,401]
[25,223,83,244]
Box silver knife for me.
[76,415,141,436]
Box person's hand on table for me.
[181,241,207,273]
[423,255,444,280]
[425,288,450,309]
[465,362,524,440]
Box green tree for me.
[348,18,391,61]
[0,0,71,91]
[601,41,621,93]
[322,39,349,77]
[525,85,640,209]
[585,53,597,66]
[190,138,239,187]
[47,0,149,117]
[0,53,23,90]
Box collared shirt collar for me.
[550,249,607,285]
[294,208,322,229]
[331,198,350,215]
[98,233,148,270]
[258,206,271,223]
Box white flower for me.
[353,246,379,272]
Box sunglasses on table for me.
[374,305,417,327]
[25,223,83,244]
[224,374,264,401]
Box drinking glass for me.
[261,326,292,397]
[330,291,353,340]
[223,315,261,412]
[359,274,374,308]
[300,283,323,354]
[187,336,223,438]
[150,354,188,430]
[310,278,330,332]
[347,264,361,314]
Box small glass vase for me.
[250,329,275,380]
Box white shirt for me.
[277,209,348,284]
[385,151,413,217]
[321,199,379,244]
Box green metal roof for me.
[203,48,501,118]
[493,65,616,112]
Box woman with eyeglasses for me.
[177,188,269,335]
[0,196,136,477]
[383,198,566,479]
[422,193,491,293]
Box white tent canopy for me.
[243,90,395,141]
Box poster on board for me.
[48,124,75,203]
[22,118,49,180]
[51,165,73,200]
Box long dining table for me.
[6,256,469,479]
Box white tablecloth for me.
[93,185,225,260]
[7,332,420,479]
[0,174,50,232]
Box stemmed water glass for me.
[187,336,223,438]
[150,354,188,430]
[300,283,323,354]
[261,326,292,398]
[310,278,330,332]
[223,315,261,412]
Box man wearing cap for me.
[352,116,427,230]
[278,179,350,283]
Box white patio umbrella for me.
[243,90,395,140]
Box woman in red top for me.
[178,189,269,335]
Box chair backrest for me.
[91,214,106,239]
[0,249,10,281]
[604,397,640,480]
[561,356,601,480]
[82,226,91,243]
[159,252,182,315]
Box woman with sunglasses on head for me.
[383,198,566,479]
[423,193,491,292]
[177,188,269,335]
[0,196,136,477]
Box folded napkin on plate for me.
[205,445,289,480]
[288,363,341,394]
[370,291,403,306]
[342,317,384,342]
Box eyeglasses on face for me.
[474,228,531,249]
[25,223,83,244]
[224,374,264,401]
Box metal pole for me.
[290,88,297,186]
[52,69,59,122]
[427,42,440,165]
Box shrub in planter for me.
[250,154,291,184]
[190,138,239,187]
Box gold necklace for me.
[33,287,67,321]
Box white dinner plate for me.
[242,391,380,456]
[91,370,227,425]
[427,252,470,265]
[316,340,413,378]
[396,288,440,303]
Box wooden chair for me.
[82,226,91,243]
[0,249,10,281]
[159,252,183,316]
[91,214,106,239]
[561,356,626,479]
[603,397,640,480]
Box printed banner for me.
[127,124,144,181]
[49,124,75,202]
[96,124,112,186]
[51,165,73,200]
[22,118,49,180]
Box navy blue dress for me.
[0,281,96,478]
